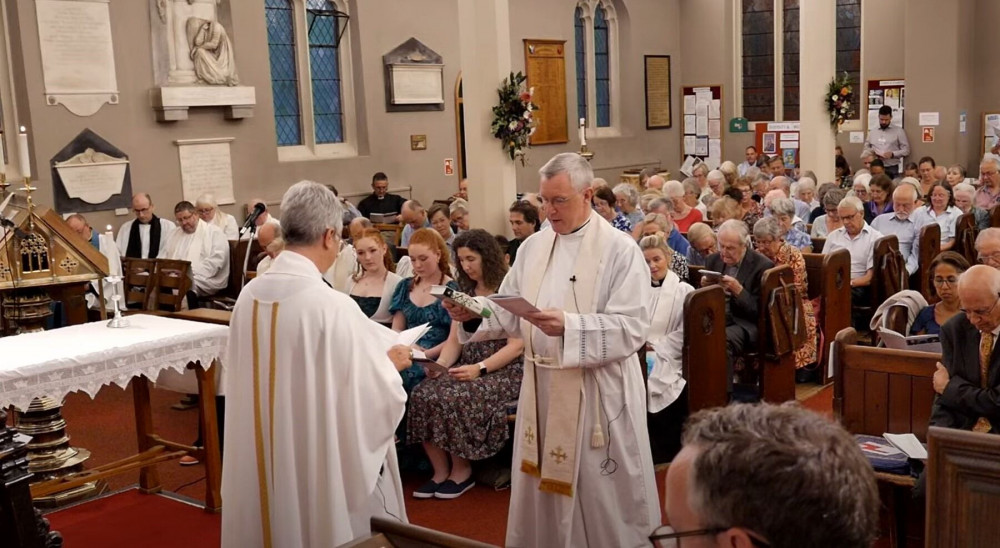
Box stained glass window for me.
[574,6,587,124]
[594,5,610,127]
[742,0,775,122]
[837,0,862,119]
[265,0,301,146]
[307,0,344,144]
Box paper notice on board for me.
[695,88,712,103]
[696,116,708,136]
[684,114,696,134]
[695,102,708,118]
[986,114,1000,137]
[680,155,697,177]
[708,139,721,161]
[918,112,940,126]
[684,136,697,155]
[708,119,721,139]
[709,99,721,119]
[684,95,696,114]
[695,137,709,156]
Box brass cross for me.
[524,426,535,444]
[550,446,568,464]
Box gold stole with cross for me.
[518,211,609,497]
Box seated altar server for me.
[165,201,230,298]
[66,213,122,309]
[222,181,410,547]
[196,192,239,239]
[116,193,175,258]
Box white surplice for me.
[164,219,230,296]
[461,212,660,548]
[221,250,408,548]
[115,217,176,258]
[209,211,239,239]
[646,271,693,413]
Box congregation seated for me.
[975,157,1000,210]
[658,403,878,548]
[701,169,726,207]
[793,176,819,209]
[427,203,457,250]
[347,228,403,326]
[810,188,846,238]
[902,161,919,179]
[768,197,812,252]
[664,179,702,233]
[400,200,430,247]
[641,214,689,283]
[976,228,1000,270]
[864,174,894,224]
[709,196,742,229]
[449,198,470,233]
[911,180,961,251]
[65,213,122,310]
[761,189,805,232]
[870,183,919,276]
[732,177,763,230]
[507,199,540,266]
[391,228,457,394]
[116,192,175,259]
[644,172,664,191]
[593,184,631,233]
[825,196,882,308]
[195,192,238,239]
[639,233,693,464]
[451,178,469,202]
[701,220,774,393]
[835,155,852,188]
[253,221,282,274]
[752,216,818,378]
[850,172,871,203]
[946,163,968,186]
[931,265,1000,434]
[911,251,969,335]
[768,175,812,220]
[682,177,708,217]
[165,201,230,304]
[917,156,937,197]
[684,222,716,266]
[953,182,990,230]
[358,171,405,221]
[406,229,523,500]
[808,182,837,222]
[642,199,690,256]
[613,183,645,228]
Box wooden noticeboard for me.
[754,121,800,174]
[524,39,568,145]
[680,85,723,168]
[983,112,1000,158]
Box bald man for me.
[116,193,176,258]
[931,265,1000,432]
[67,213,123,309]
[399,199,429,247]
[246,198,280,232]
[254,222,283,274]
[645,175,665,191]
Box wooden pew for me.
[990,203,1000,228]
[810,236,826,253]
[682,285,728,412]
[872,234,907,306]
[916,223,941,301]
[804,249,851,384]
[925,426,1000,547]
[953,212,978,266]
[833,327,938,442]
[757,265,796,403]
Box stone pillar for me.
[457,0,517,235]
[798,0,836,182]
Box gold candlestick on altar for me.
[21,176,36,232]
[578,144,594,162]
[0,174,9,198]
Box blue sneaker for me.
[412,479,440,499]
[434,478,475,499]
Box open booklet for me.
[430,285,492,318]
[878,328,942,354]
[883,432,928,460]
[394,323,449,374]
[487,294,540,318]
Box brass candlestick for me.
[22,176,35,231]
[578,144,594,162]
[0,173,9,197]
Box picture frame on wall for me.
[762,132,777,154]
[644,55,672,129]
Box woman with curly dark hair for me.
[405,229,524,500]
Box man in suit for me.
[931,264,1000,432]
[702,219,774,393]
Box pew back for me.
[757,265,796,403]
[873,235,906,306]
[916,222,941,301]
[991,203,1000,228]
[682,285,728,412]
[833,328,938,442]
[925,426,1000,547]
[953,212,977,266]
[804,249,851,383]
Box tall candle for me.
[17,127,30,179]
[579,118,587,147]
[105,224,114,240]
[0,137,6,175]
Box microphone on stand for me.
[239,202,267,237]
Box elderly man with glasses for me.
[975,228,1000,270]
[825,196,884,328]
[975,157,1000,209]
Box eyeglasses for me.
[540,196,573,208]
[977,251,1000,264]
[933,276,959,287]
[961,294,1000,318]
[840,212,859,221]
[650,526,771,548]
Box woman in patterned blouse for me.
[769,196,813,253]
[593,185,632,233]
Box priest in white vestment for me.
[165,202,230,297]
[65,214,123,310]
[116,193,175,258]
[445,153,660,547]
[222,181,409,548]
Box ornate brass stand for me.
[0,407,63,547]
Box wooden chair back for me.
[375,223,404,246]
[953,212,978,266]
[225,239,262,298]
[804,249,851,384]
[925,426,1000,547]
[873,235,907,306]
[833,327,938,442]
[687,264,704,288]
[811,237,826,253]
[990,203,1000,228]
[916,222,941,301]
[121,257,157,310]
[152,259,192,312]
[757,265,796,403]
[682,285,728,412]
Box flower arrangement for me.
[826,72,855,133]
[491,71,536,165]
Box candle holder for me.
[0,173,9,198]
[105,277,129,328]
[578,144,594,162]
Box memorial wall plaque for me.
[524,40,568,146]
[174,138,235,205]
[644,55,672,129]
[383,37,445,113]
[51,129,133,214]
[35,0,119,117]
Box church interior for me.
[2,0,999,546]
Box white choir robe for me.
[86,233,123,310]
[646,272,693,413]
[323,242,358,293]
[163,219,230,297]
[460,221,660,548]
[115,217,176,258]
[221,250,408,548]
[209,211,239,239]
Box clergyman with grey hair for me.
[221,180,414,547]
[442,152,660,546]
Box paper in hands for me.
[396,323,431,347]
[487,295,541,318]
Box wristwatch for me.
[478,363,488,377]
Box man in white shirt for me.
[116,193,175,259]
[66,213,122,310]
[165,201,230,300]
[825,196,883,328]
[864,105,910,178]
[871,184,919,276]
[399,199,429,247]
[738,145,758,176]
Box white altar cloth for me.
[0,314,228,410]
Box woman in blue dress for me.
[910,251,969,335]
[390,228,458,393]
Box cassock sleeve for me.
[559,240,651,369]
[116,222,129,256]
[224,215,239,239]
[192,227,230,286]
[161,219,177,251]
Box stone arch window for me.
[573,1,620,136]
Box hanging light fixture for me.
[306,4,350,48]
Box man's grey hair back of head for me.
[717,219,749,245]
[839,195,865,213]
[953,182,976,198]
[770,197,796,217]
[976,227,1000,251]
[982,156,1000,171]
[539,152,594,193]
[753,216,784,241]
[280,180,343,247]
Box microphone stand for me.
[240,223,257,290]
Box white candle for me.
[105,224,113,239]
[0,137,6,175]
[579,118,587,147]
[17,127,30,179]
